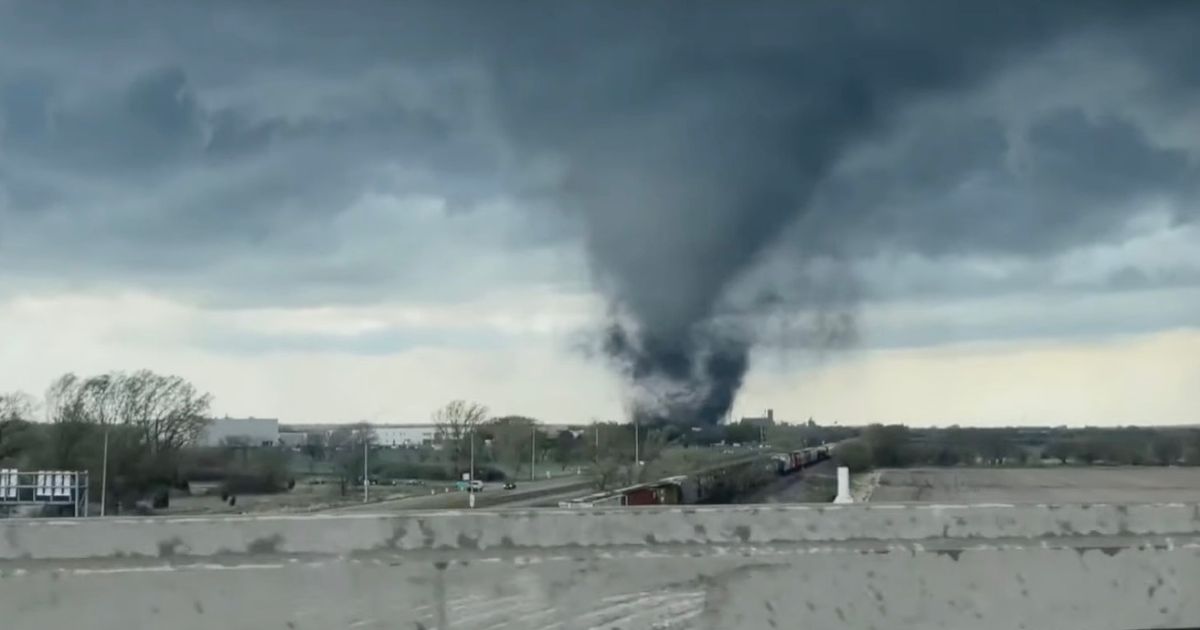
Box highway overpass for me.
[3,503,1199,629]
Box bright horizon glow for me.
[1,290,1195,427]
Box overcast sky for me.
[1,3,1197,426]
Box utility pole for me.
[362,436,369,504]
[531,425,536,482]
[634,420,640,466]
[100,426,109,517]
[469,427,476,509]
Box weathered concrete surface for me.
[3,504,1200,629]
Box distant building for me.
[199,417,280,447]
[278,431,308,449]
[371,424,437,447]
[740,409,777,427]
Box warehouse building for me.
[198,416,280,447]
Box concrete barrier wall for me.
[3,503,1200,629]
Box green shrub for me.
[833,439,873,472]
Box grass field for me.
[868,466,1200,503]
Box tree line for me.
[834,424,1200,472]
[0,370,213,511]
[289,402,836,493]
[6,379,861,508]
[296,402,646,494]
[16,371,1191,510]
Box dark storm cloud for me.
[477,3,1200,423]
[809,107,1199,260]
[1,62,475,211]
[2,2,1199,422]
[195,326,507,358]
[0,52,546,302]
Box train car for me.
[663,475,699,504]
[558,491,627,508]
[623,486,659,506]
[654,481,685,505]
[772,454,790,475]
[616,479,688,506]
[564,447,836,508]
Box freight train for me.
[560,444,832,508]
[772,444,831,476]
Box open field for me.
[869,466,1200,503]
[157,475,596,515]
[162,482,424,515]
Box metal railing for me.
[0,469,90,517]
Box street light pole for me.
[634,420,639,466]
[531,425,536,482]
[362,437,369,504]
[100,426,109,517]
[469,428,476,509]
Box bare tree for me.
[45,373,87,424]
[485,416,537,478]
[43,374,97,468]
[588,420,673,489]
[432,400,488,475]
[47,371,211,452]
[0,391,37,423]
[329,423,375,496]
[594,459,623,491]
[0,391,38,463]
[634,427,669,482]
[110,370,212,453]
[301,431,328,469]
[40,371,212,491]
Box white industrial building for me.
[198,417,280,447]
[278,432,308,449]
[371,425,437,447]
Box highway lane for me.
[326,474,594,512]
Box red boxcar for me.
[624,487,658,506]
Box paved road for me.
[870,466,1200,503]
[328,475,593,512]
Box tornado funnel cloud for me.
[494,3,1196,426]
[603,321,749,426]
